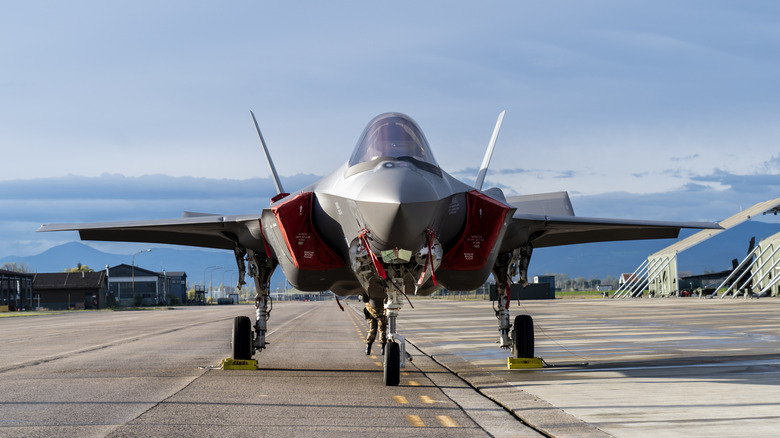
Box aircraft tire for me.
[384,341,400,386]
[232,316,253,360]
[513,314,534,358]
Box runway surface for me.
[404,298,780,438]
[0,302,534,437]
[3,298,779,437]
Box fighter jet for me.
[39,111,721,385]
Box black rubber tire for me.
[232,316,253,360]
[513,314,534,359]
[384,341,400,386]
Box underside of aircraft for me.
[39,111,721,385]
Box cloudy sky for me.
[2,1,780,258]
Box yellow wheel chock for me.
[220,358,258,370]
[507,357,544,369]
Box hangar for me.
[613,197,780,298]
[715,230,780,297]
[107,264,187,306]
[32,271,108,309]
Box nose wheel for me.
[383,341,401,386]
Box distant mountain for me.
[2,219,778,287]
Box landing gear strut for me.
[493,252,513,349]
[384,284,406,386]
[248,249,276,353]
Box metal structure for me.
[613,197,780,298]
[714,231,780,298]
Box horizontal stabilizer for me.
[507,191,575,217]
[181,211,221,218]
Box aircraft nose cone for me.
[357,165,440,204]
[356,168,441,251]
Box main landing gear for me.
[230,248,277,363]
[232,315,253,360]
[512,314,534,358]
[493,248,536,360]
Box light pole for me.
[161,270,166,305]
[211,267,225,300]
[203,265,222,302]
[132,249,152,305]
[222,269,237,299]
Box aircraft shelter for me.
[715,230,780,298]
[612,197,780,298]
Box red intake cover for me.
[441,190,509,271]
[272,192,345,270]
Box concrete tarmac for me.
[402,298,780,438]
[4,298,778,437]
[0,302,535,437]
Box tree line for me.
[1,262,95,273]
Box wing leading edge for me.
[38,214,267,251]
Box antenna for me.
[474,110,505,191]
[250,110,286,195]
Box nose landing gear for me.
[383,287,405,386]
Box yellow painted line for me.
[371,355,378,359]
[406,415,425,427]
[419,395,436,404]
[436,415,460,427]
[393,395,409,404]
[373,361,382,367]
[407,380,420,386]
[402,371,410,376]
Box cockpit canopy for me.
[348,113,439,169]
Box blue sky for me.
[2,1,780,258]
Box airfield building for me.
[31,271,108,310]
[107,264,187,306]
[0,269,34,311]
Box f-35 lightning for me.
[39,111,721,385]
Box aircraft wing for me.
[38,213,267,251]
[502,191,722,249]
[508,213,722,248]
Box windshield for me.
[348,113,438,168]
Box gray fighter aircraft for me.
[39,111,721,385]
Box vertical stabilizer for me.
[250,110,286,196]
[474,110,505,191]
